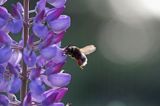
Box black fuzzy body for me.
[65,46,87,67]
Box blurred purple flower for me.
[0,0,73,105]
[0,0,7,5]
[47,0,67,8]
[0,94,9,106]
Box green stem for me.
[20,0,29,102]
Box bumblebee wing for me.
[80,45,96,55]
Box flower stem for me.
[20,0,29,102]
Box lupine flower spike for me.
[0,0,96,105]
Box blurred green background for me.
[6,0,160,106]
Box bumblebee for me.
[64,45,96,69]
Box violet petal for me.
[0,29,11,45]
[7,19,23,34]
[0,46,12,64]
[41,75,53,88]
[29,79,45,102]
[23,92,32,106]
[0,94,9,106]
[36,56,47,67]
[23,48,37,67]
[29,68,41,80]
[28,34,35,48]
[7,63,18,76]
[53,32,64,44]
[45,62,65,75]
[9,77,22,93]
[42,91,58,106]
[11,3,22,19]
[0,65,5,73]
[47,0,67,8]
[44,87,68,102]
[51,46,67,64]
[32,23,48,39]
[49,15,71,33]
[0,0,7,5]
[50,103,64,106]
[0,77,10,92]
[46,7,64,22]
[35,10,45,23]
[9,49,22,67]
[16,2,24,14]
[41,46,57,60]
[0,6,9,28]
[48,73,71,87]
[36,0,46,13]
[38,31,55,49]
[55,88,68,102]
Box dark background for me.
[6,0,160,106]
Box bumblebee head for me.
[64,44,72,54]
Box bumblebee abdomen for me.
[65,45,88,68]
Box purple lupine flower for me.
[0,0,95,105]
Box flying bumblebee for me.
[64,45,96,69]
